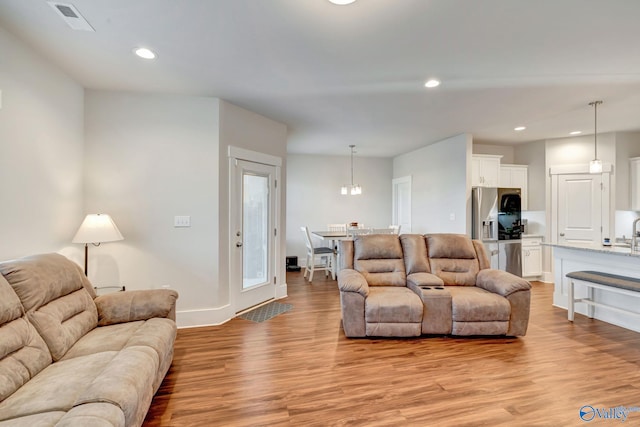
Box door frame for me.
[549,163,612,245]
[392,176,412,233]
[228,146,283,313]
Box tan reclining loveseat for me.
[337,233,531,338]
[0,253,178,427]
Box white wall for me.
[84,91,221,324]
[473,143,515,163]
[0,26,84,260]
[514,140,546,211]
[393,134,472,234]
[286,154,392,264]
[84,94,287,328]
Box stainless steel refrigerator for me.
[471,187,522,276]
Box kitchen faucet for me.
[632,218,640,252]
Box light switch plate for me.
[174,215,191,227]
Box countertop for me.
[543,241,640,258]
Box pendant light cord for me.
[589,100,602,158]
[349,144,355,186]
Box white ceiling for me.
[2,0,640,157]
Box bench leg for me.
[568,279,575,322]
[588,286,595,318]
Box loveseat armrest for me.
[94,289,179,326]
[476,269,531,297]
[337,269,369,297]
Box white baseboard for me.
[176,305,234,329]
[177,282,289,328]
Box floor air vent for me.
[47,1,95,32]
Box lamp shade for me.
[72,214,124,244]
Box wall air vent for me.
[47,1,95,32]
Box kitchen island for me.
[545,242,640,333]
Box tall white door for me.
[392,176,411,233]
[231,159,277,312]
[556,173,604,244]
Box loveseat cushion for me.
[426,234,480,286]
[0,254,98,361]
[365,287,423,323]
[354,235,406,286]
[0,275,52,403]
[447,286,511,322]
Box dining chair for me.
[327,223,347,232]
[347,227,371,237]
[300,226,336,282]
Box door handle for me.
[236,242,243,247]
[560,233,565,237]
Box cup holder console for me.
[419,285,445,290]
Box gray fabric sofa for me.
[0,253,178,427]
[337,233,531,338]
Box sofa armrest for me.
[476,269,531,297]
[337,269,369,297]
[94,289,179,326]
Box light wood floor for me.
[144,272,640,426]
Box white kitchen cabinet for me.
[522,236,542,278]
[631,157,640,211]
[472,155,502,187]
[500,164,528,211]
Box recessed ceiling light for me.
[329,0,356,4]
[514,126,526,131]
[424,79,441,88]
[570,131,582,135]
[134,47,157,59]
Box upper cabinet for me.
[500,164,528,211]
[472,154,502,187]
[631,157,640,211]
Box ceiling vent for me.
[47,1,95,31]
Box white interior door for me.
[556,173,604,244]
[231,159,277,312]
[392,176,411,233]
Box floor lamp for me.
[72,213,124,276]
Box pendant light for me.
[341,145,362,195]
[588,100,603,174]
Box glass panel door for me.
[243,173,269,289]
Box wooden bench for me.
[565,271,640,321]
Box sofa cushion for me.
[62,318,177,385]
[400,234,431,274]
[0,351,117,422]
[447,286,511,322]
[426,234,480,286]
[0,254,98,361]
[354,235,406,286]
[0,275,52,403]
[74,346,159,427]
[0,411,66,426]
